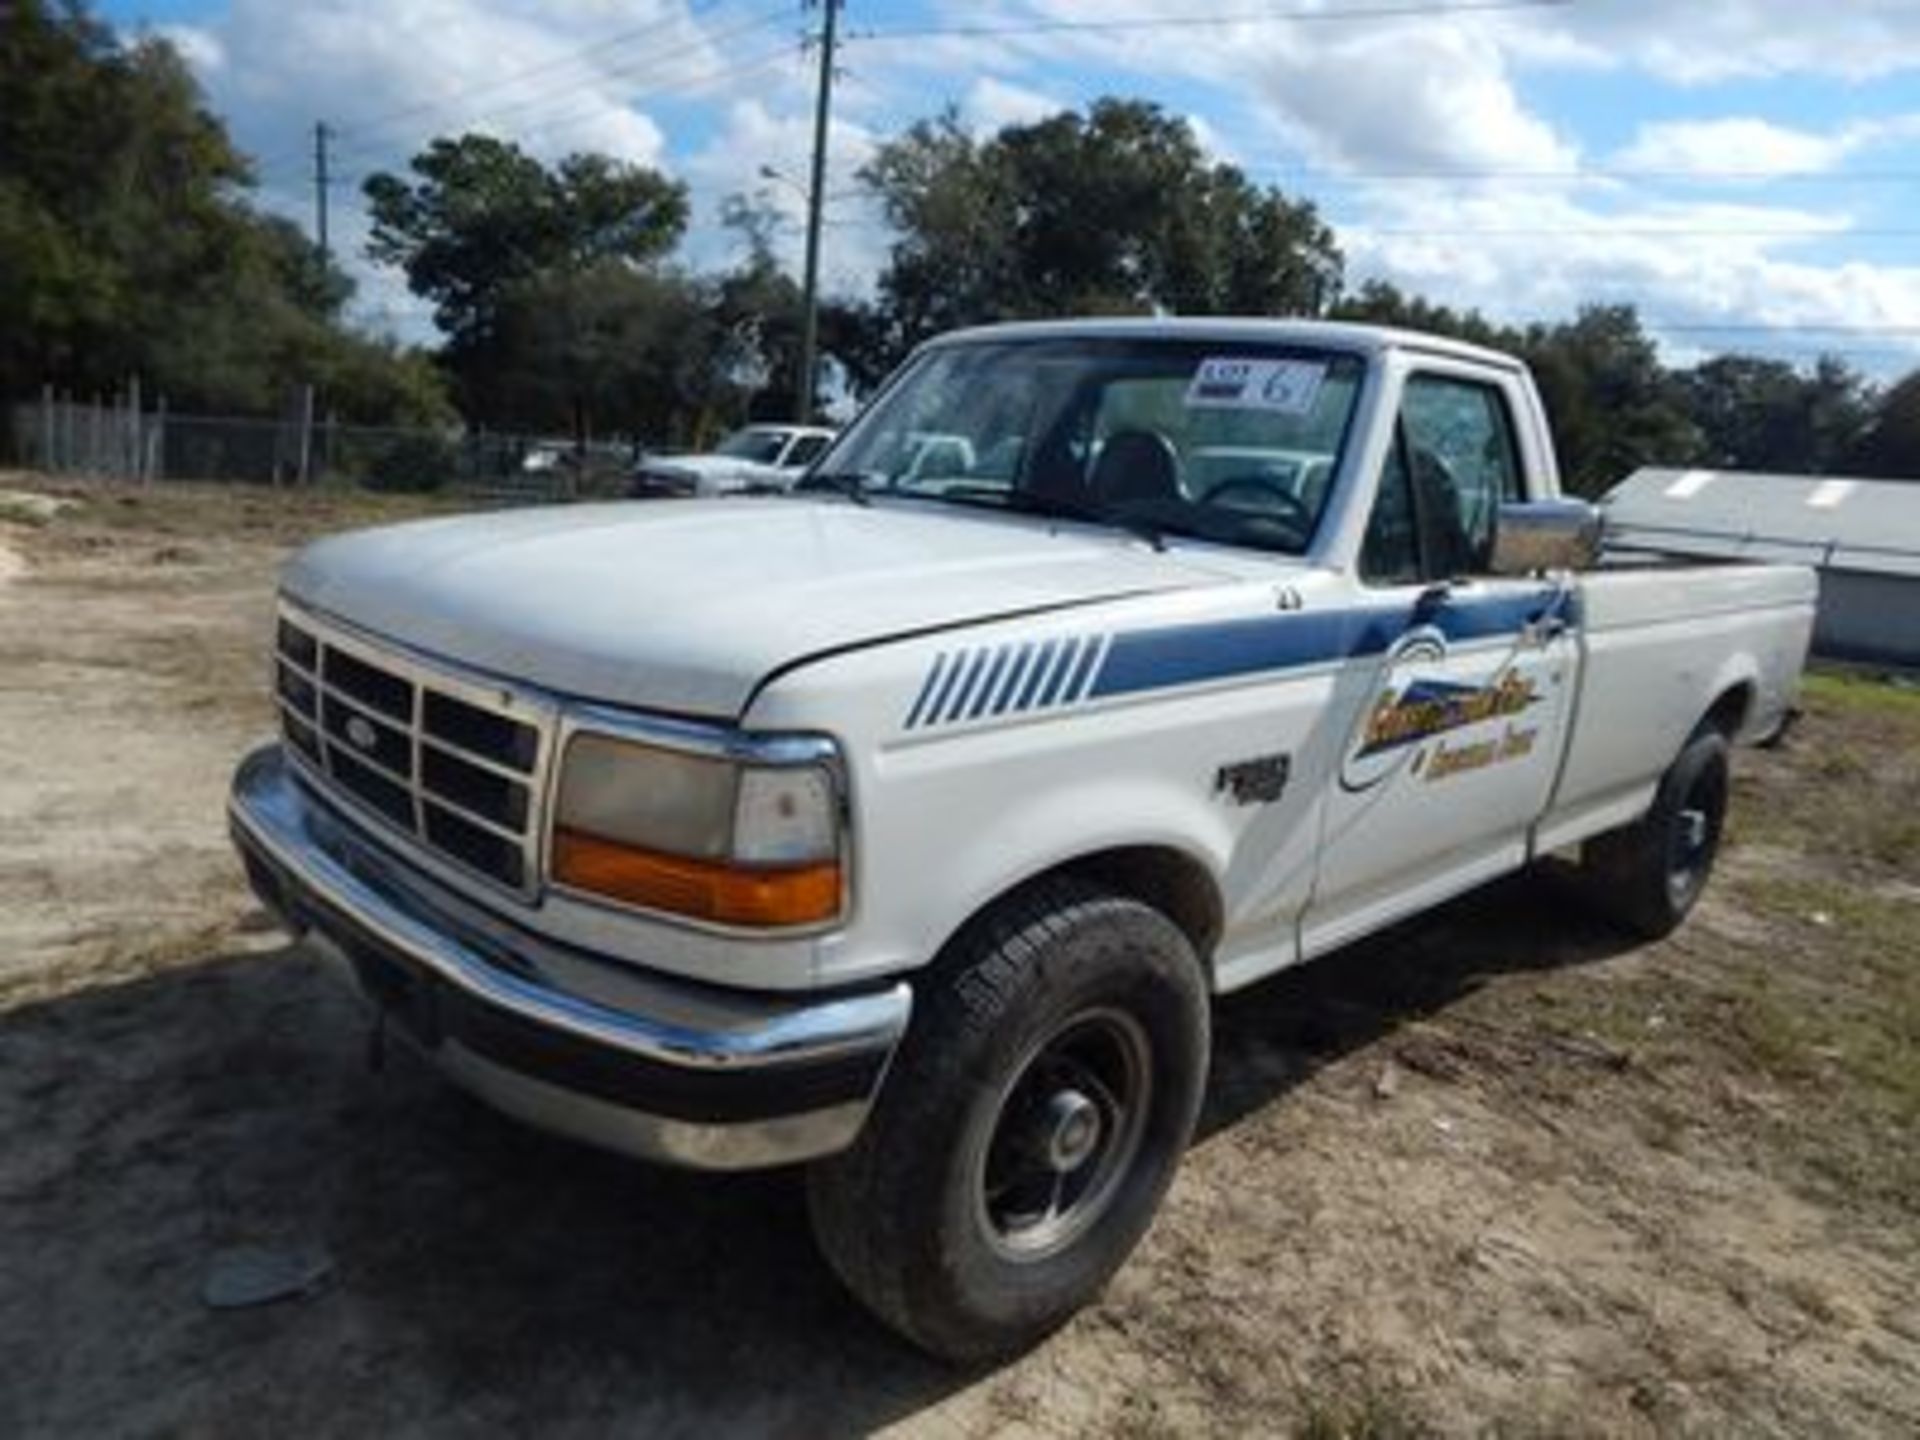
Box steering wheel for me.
[1198,475,1316,531]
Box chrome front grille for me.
[274,605,554,896]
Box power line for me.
[1240,164,1920,187]
[1344,225,1920,237]
[849,0,1569,43]
[329,0,742,141]
[472,43,805,159]
[315,4,795,169]
[1650,322,1920,336]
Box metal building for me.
[1602,468,1920,667]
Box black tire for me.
[1582,726,1731,939]
[807,877,1208,1362]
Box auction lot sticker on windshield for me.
[1186,357,1325,415]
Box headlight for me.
[550,733,842,928]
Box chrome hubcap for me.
[976,1009,1152,1261]
[1667,761,1725,905]
[1043,1089,1103,1173]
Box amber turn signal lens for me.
[552,827,841,927]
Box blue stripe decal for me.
[903,652,947,729]
[902,587,1573,732]
[1092,612,1350,698]
[993,642,1036,715]
[1037,636,1083,707]
[967,646,1012,720]
[941,649,987,723]
[921,650,965,727]
[1090,588,1563,701]
[1065,635,1105,701]
[1016,638,1059,711]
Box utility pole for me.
[795,0,840,423]
[313,121,333,266]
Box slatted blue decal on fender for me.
[901,586,1575,730]
[904,633,1110,730]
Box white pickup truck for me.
[229,319,1815,1360]
[628,422,837,497]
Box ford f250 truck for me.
[229,320,1815,1360]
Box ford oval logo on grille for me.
[344,715,379,752]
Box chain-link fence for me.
[8,388,641,503]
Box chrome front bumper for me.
[228,744,911,1170]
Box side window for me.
[1399,375,1523,573]
[783,434,829,468]
[1360,435,1422,585]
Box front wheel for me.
[1581,726,1731,939]
[807,878,1208,1362]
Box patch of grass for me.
[21,479,471,549]
[1802,668,1920,715]
[1727,674,1920,873]
[1295,1386,1426,1440]
[1713,876,1920,1212]
[0,489,74,526]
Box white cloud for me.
[853,2,1920,371]
[1502,0,1920,83]
[153,23,224,75]
[1614,114,1920,177]
[963,76,1065,134]
[138,0,1920,370]
[1239,21,1577,175]
[678,97,890,298]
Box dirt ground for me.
[2,479,1916,1438]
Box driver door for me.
[1302,369,1578,957]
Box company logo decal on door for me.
[1340,630,1544,793]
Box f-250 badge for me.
[1215,754,1292,805]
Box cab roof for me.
[926,316,1525,373]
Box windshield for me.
[715,428,788,463]
[820,337,1367,554]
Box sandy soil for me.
[1,481,1916,1437]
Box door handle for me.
[1523,611,1569,643]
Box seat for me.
[1090,430,1182,508]
[1409,446,1478,578]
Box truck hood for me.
[283,499,1234,717]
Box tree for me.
[0,1,448,426]
[1679,353,1875,475]
[1852,370,1920,479]
[1329,279,1510,349]
[1515,307,1704,496]
[860,99,1341,355]
[364,136,689,422]
[488,261,716,445]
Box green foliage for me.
[363,430,459,493]
[1851,371,1920,479]
[0,1,450,427]
[861,99,1341,350]
[1679,354,1870,474]
[487,261,718,441]
[1519,305,1705,496]
[363,134,689,422]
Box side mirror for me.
[1489,499,1603,575]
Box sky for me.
[96,0,1920,375]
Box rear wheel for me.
[807,878,1208,1362]
[1582,727,1730,939]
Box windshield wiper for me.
[793,470,874,506]
[1005,490,1167,552]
